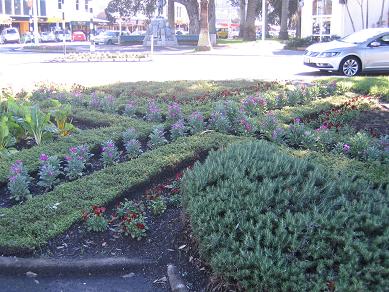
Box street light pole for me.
[90,0,95,52]
[32,0,39,45]
[262,0,266,41]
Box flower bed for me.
[53,52,150,63]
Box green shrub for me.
[182,141,388,291]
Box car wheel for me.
[107,39,113,45]
[339,56,361,77]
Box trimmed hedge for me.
[0,132,247,252]
[182,141,388,291]
[0,117,155,184]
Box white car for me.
[304,28,389,76]
[0,27,20,44]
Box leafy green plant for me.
[0,116,16,154]
[51,100,75,137]
[115,199,147,240]
[147,126,168,149]
[37,153,62,191]
[83,206,109,232]
[148,196,167,216]
[22,105,54,145]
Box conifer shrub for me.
[181,141,388,291]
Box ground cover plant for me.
[0,78,388,290]
[181,141,388,291]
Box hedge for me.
[181,141,388,291]
[0,132,248,253]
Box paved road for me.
[0,41,329,90]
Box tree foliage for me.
[105,0,157,22]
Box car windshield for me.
[340,29,382,44]
[8,29,17,34]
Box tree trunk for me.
[279,0,289,40]
[378,0,385,26]
[208,0,216,45]
[197,0,211,50]
[243,0,257,41]
[345,2,356,32]
[296,6,301,38]
[176,0,200,34]
[239,0,246,38]
[168,0,175,32]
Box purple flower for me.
[343,144,350,153]
[294,117,301,124]
[65,155,72,161]
[40,153,49,161]
[69,147,77,154]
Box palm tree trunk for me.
[279,0,289,40]
[197,0,211,51]
[243,0,257,41]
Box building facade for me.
[301,0,389,40]
[0,0,99,34]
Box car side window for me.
[374,34,389,46]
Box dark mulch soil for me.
[349,102,389,137]
[34,171,209,291]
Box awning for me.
[46,17,63,23]
[0,15,12,25]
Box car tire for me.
[107,39,113,45]
[339,56,361,77]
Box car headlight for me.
[318,52,340,58]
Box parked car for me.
[0,27,20,44]
[304,28,389,76]
[130,30,146,36]
[72,31,86,41]
[94,31,121,45]
[40,31,56,42]
[216,28,228,39]
[21,32,41,43]
[55,30,71,42]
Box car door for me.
[364,34,389,69]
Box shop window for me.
[85,0,89,12]
[76,0,79,10]
[5,0,12,14]
[40,0,46,16]
[23,0,30,15]
[313,0,332,15]
[14,0,21,15]
[0,1,3,14]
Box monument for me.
[143,0,178,47]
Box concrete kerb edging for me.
[0,256,155,275]
[167,264,189,292]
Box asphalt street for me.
[0,41,328,90]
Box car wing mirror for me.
[370,41,381,48]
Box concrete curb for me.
[0,256,155,275]
[167,264,188,292]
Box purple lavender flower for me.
[343,144,350,153]
[39,153,49,161]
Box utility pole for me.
[90,1,95,52]
[32,0,39,45]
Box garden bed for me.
[51,52,150,63]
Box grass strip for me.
[0,132,247,253]
[0,118,156,184]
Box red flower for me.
[136,223,145,230]
[175,172,183,181]
[92,206,106,216]
[171,188,180,194]
[130,212,138,219]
